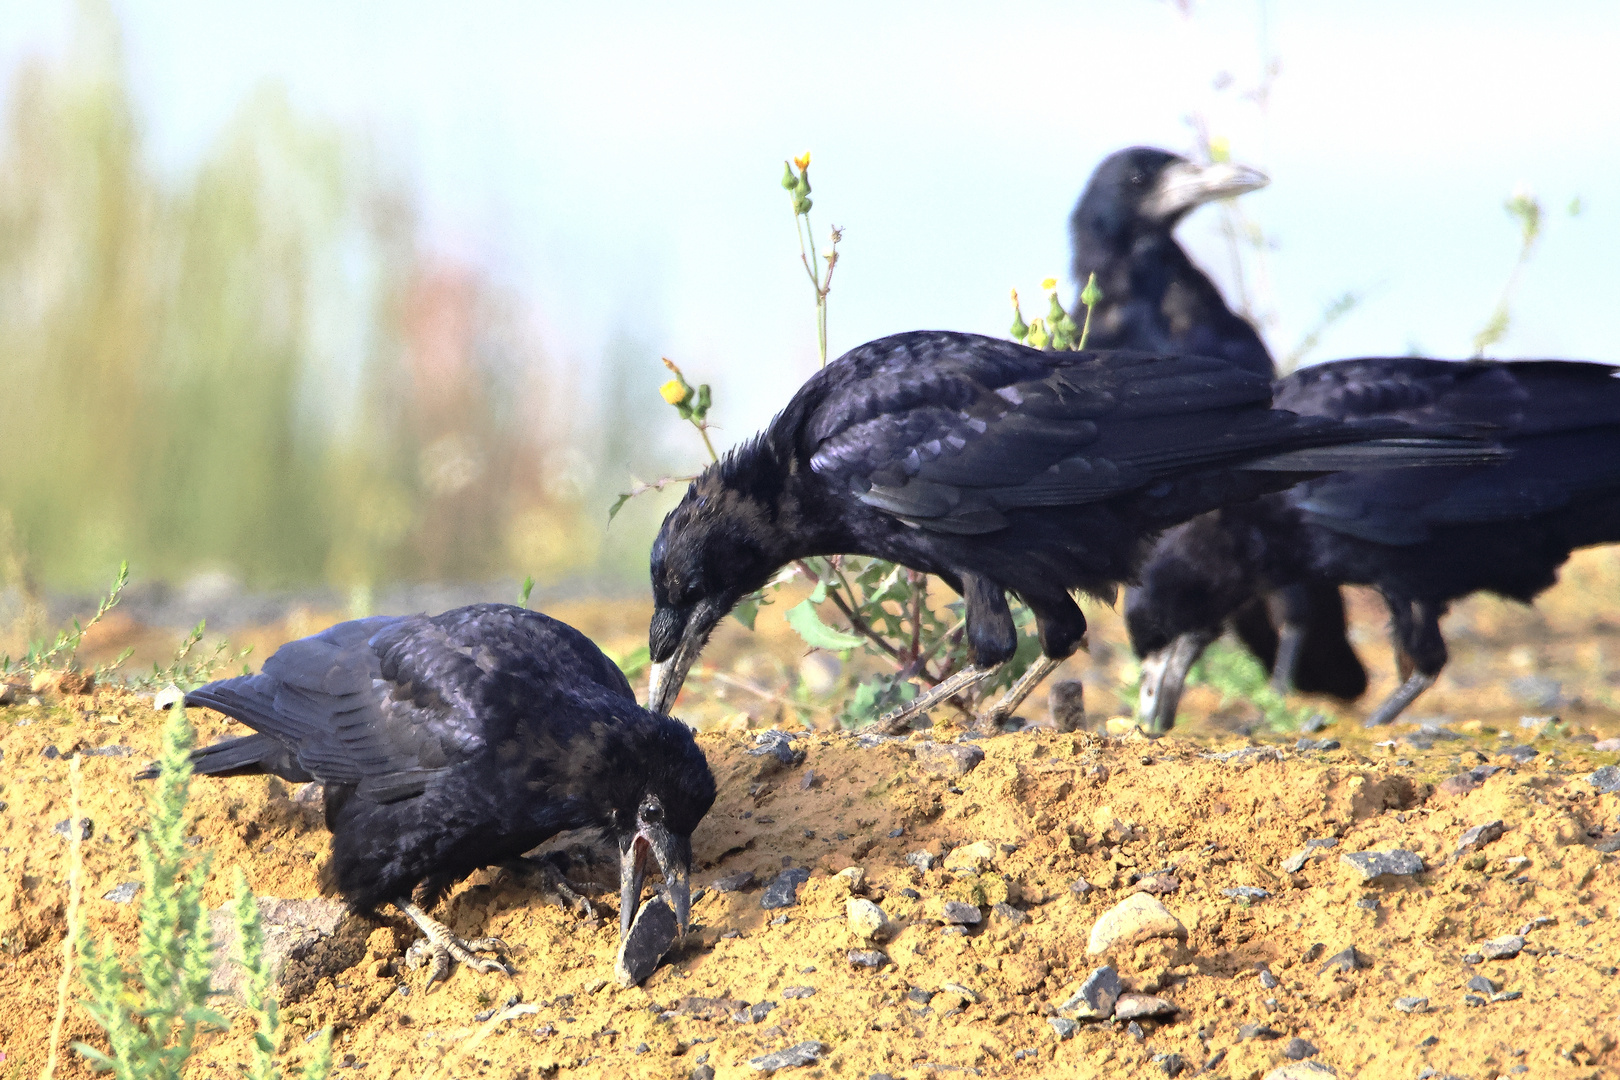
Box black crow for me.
[158,603,716,985]
[1128,357,1620,728]
[1070,145,1368,702]
[644,331,1501,728]
[1070,146,1272,377]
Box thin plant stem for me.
[794,559,906,666]
[42,754,84,1080]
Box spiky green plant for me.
[72,700,333,1080]
[1186,639,1321,732]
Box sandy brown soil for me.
[2,549,1618,1080]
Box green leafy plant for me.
[72,700,332,1080]
[125,619,253,692]
[1186,638,1321,732]
[1,560,128,679]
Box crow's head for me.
[646,459,785,715]
[1073,146,1269,246]
[608,712,717,938]
[1126,513,1261,731]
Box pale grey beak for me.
[1143,159,1270,220]
[1137,631,1214,733]
[646,632,703,716]
[619,821,692,938]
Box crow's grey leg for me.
[872,665,997,736]
[981,655,1063,729]
[395,899,513,990]
[1270,622,1305,694]
[506,856,602,921]
[1364,671,1436,727]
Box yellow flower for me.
[794,151,812,171]
[1041,277,1057,292]
[659,379,690,406]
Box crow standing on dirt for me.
[152,603,715,986]
[644,331,1502,729]
[1127,357,1620,729]
[1070,146,1272,377]
[1069,145,1368,704]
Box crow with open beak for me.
[151,603,715,987]
[645,331,1503,727]
[1070,146,1273,378]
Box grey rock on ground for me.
[912,741,985,778]
[1318,946,1366,974]
[712,870,755,893]
[1393,996,1429,1013]
[748,1041,825,1073]
[782,985,815,999]
[101,882,140,904]
[1283,1038,1318,1060]
[1340,849,1423,881]
[1586,765,1620,795]
[761,868,811,909]
[210,897,364,1003]
[848,950,887,968]
[1501,744,1538,764]
[941,901,981,925]
[1482,934,1525,959]
[1048,1017,1077,1040]
[1087,892,1186,955]
[1238,1023,1282,1040]
[616,896,678,986]
[905,851,938,871]
[1222,886,1270,901]
[1452,820,1505,861]
[1113,993,1177,1021]
[1057,965,1121,1020]
[1466,975,1497,993]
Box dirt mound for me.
[2,682,1617,1080]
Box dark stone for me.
[1070,876,1093,896]
[1222,886,1269,901]
[848,950,887,968]
[888,828,904,838]
[1301,943,1326,964]
[1502,745,1538,764]
[1283,1038,1318,1060]
[1156,1052,1186,1076]
[53,818,92,841]
[101,882,139,904]
[1318,946,1366,974]
[1356,897,1380,910]
[1463,952,1484,964]
[761,868,811,909]
[913,741,985,778]
[1295,737,1340,752]
[1419,1036,1438,1047]
[1439,764,1503,796]
[1492,990,1522,1002]
[690,1068,716,1080]
[616,896,678,986]
[1453,820,1506,861]
[783,986,816,999]
[1259,968,1279,990]
[1466,975,1497,993]
[1237,1022,1281,1040]
[991,902,1025,925]
[674,996,749,1021]
[1126,1021,1145,1041]
[1481,934,1525,960]
[1058,965,1121,1020]
[900,888,921,900]
[747,1041,825,1073]
[83,744,132,757]
[749,1001,777,1023]
[748,731,805,770]
[1464,993,1487,1007]
[712,871,755,893]
[41,744,60,759]
[1586,765,1620,795]
[1340,849,1423,881]
[1049,1017,1077,1040]
[906,986,931,1004]
[1393,996,1428,1014]
[1203,1049,1227,1072]
[1113,993,1177,1021]
[941,901,982,925]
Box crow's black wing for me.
[186,604,634,803]
[1283,360,1620,544]
[803,332,1388,535]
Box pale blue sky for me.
[4,0,1618,452]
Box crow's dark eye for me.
[640,800,664,824]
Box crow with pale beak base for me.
[153,603,715,987]
[1069,146,1273,378]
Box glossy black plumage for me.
[1070,147,1272,377]
[645,331,1501,716]
[174,604,716,922]
[1128,357,1620,726]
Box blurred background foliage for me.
[0,1,669,603]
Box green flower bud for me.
[1080,272,1102,309]
[1010,311,1029,342]
[695,383,712,419]
[781,161,798,190]
[795,172,811,197]
[794,195,813,215]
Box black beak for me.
[1137,631,1214,733]
[619,821,692,938]
[1142,158,1269,220]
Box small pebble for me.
[1491,990,1522,1002]
[761,867,811,910]
[1126,1021,1145,1042]
[1584,764,1619,794]
[1318,946,1365,974]
[905,851,938,871]
[769,914,789,926]
[1466,975,1497,993]
[941,900,982,925]
[888,827,904,838]
[1482,934,1525,960]
[848,950,887,969]
[747,1041,824,1074]
[1237,1022,1282,1041]
[1048,1017,1077,1041]
[1223,886,1270,902]
[1070,876,1093,896]
[1282,1038,1317,1060]
[1464,994,1486,1007]
[899,888,920,900]
[1114,993,1177,1021]
[1356,896,1380,910]
[1259,969,1280,990]
[1155,1051,1186,1076]
[1340,849,1423,881]
[1057,964,1121,1020]
[102,882,140,904]
[712,871,755,893]
[749,1001,776,1023]
[1462,952,1484,964]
